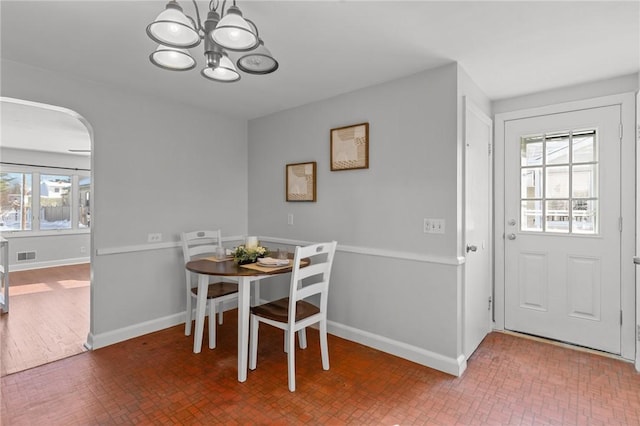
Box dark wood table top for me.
[186,256,309,277]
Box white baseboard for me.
[85,309,467,378]
[86,312,185,350]
[10,256,90,271]
[327,320,467,377]
[85,304,240,350]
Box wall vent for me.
[17,251,36,262]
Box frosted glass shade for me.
[237,40,278,74]
[150,45,196,71]
[211,9,257,51]
[147,7,200,48]
[201,55,241,82]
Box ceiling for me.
[1,98,92,156]
[1,0,639,153]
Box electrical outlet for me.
[147,233,162,243]
[287,213,294,226]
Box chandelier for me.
[146,0,278,82]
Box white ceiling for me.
[1,98,92,156]
[1,0,638,154]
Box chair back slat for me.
[295,263,327,281]
[288,241,337,323]
[181,230,223,289]
[296,281,326,301]
[181,229,222,265]
[188,244,220,259]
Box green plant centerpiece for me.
[232,244,268,265]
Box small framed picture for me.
[330,122,369,171]
[286,161,317,202]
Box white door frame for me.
[494,92,636,363]
[635,89,640,372]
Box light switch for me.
[423,218,445,234]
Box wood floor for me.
[0,263,90,376]
[2,310,640,424]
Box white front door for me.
[463,99,492,359]
[504,105,621,354]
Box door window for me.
[520,130,598,234]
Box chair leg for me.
[319,320,329,370]
[185,294,193,336]
[287,327,296,392]
[298,328,307,349]
[249,315,259,370]
[218,301,224,325]
[208,299,216,349]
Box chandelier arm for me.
[189,0,203,33]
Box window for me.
[79,178,90,229]
[40,174,71,230]
[520,129,598,234]
[0,172,32,230]
[0,167,89,234]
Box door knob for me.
[466,244,478,253]
[507,233,516,240]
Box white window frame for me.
[0,164,90,237]
[519,129,599,235]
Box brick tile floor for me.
[2,312,640,425]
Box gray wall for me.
[1,59,249,341]
[3,57,493,374]
[247,63,486,372]
[493,72,639,114]
[249,64,459,255]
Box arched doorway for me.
[0,97,94,375]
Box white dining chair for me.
[249,241,337,392]
[181,229,238,349]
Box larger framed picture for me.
[330,122,369,171]
[286,161,317,202]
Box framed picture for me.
[330,122,369,171]
[286,161,317,202]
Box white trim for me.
[327,320,467,376]
[261,237,465,266]
[494,92,637,363]
[95,235,246,256]
[338,244,464,265]
[636,89,640,373]
[9,256,90,271]
[85,310,466,377]
[85,312,185,350]
[495,93,634,121]
[95,235,465,266]
[96,241,180,256]
[1,229,91,239]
